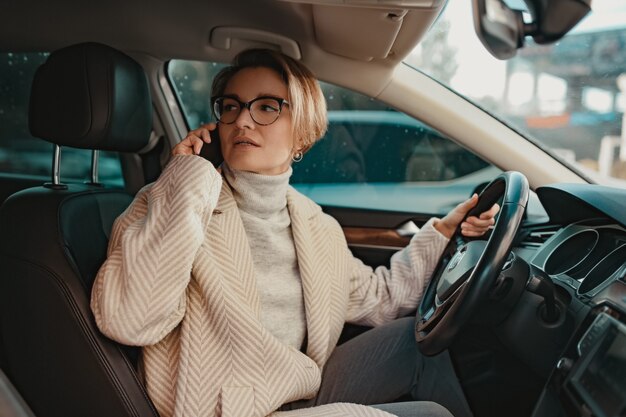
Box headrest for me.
[29,42,152,152]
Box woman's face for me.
[218,66,295,175]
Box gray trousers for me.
[281,317,472,417]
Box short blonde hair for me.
[211,49,327,154]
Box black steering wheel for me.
[416,171,529,356]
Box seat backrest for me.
[0,42,160,417]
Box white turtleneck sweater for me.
[222,163,307,351]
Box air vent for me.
[519,226,560,248]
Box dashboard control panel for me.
[561,312,626,417]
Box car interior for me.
[0,1,624,417]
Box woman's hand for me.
[434,194,500,239]
[172,123,217,156]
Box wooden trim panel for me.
[343,227,410,248]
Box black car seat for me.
[0,43,160,417]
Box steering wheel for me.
[415,171,529,356]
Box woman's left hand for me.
[433,194,500,239]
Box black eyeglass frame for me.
[211,95,290,126]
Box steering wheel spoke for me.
[416,280,467,338]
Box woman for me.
[91,49,498,417]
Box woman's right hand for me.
[172,123,217,156]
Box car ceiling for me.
[0,0,444,93]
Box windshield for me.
[408,0,626,188]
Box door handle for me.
[396,221,420,237]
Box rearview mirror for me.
[472,0,591,60]
[472,0,525,59]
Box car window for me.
[0,52,124,187]
[168,59,496,212]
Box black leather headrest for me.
[29,42,152,152]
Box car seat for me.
[0,42,160,417]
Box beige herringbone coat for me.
[91,155,448,417]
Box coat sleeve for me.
[90,155,222,346]
[342,218,449,327]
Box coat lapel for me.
[287,187,332,368]
[206,180,261,319]
[204,182,334,367]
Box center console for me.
[534,306,626,417]
[564,311,626,416]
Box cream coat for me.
[91,155,448,417]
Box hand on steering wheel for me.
[416,172,529,356]
[434,194,500,239]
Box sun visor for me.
[311,4,439,61]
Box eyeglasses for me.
[211,95,290,126]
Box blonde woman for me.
[91,49,497,417]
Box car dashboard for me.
[522,184,626,417]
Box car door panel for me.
[324,206,442,268]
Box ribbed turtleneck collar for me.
[222,163,292,219]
